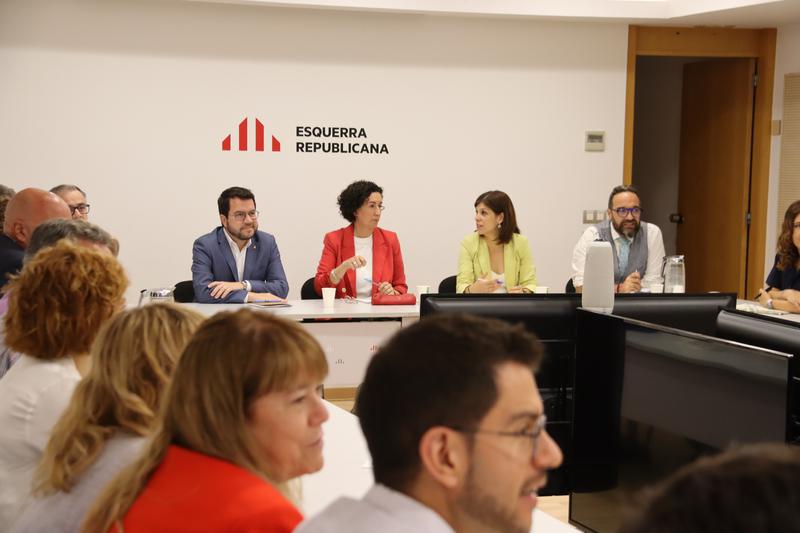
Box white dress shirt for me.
[571,222,666,288]
[222,228,252,292]
[295,483,454,533]
[354,235,373,300]
[0,355,81,529]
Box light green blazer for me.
[456,232,537,293]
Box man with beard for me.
[191,186,288,303]
[571,185,665,293]
[295,314,563,533]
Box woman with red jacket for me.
[83,310,329,533]
[314,180,408,300]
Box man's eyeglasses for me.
[69,204,90,215]
[611,206,642,217]
[229,210,259,222]
[450,414,548,458]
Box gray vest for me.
[594,221,650,283]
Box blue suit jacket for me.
[191,227,289,303]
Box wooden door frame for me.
[623,26,776,299]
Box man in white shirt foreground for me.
[297,314,563,533]
[571,184,666,293]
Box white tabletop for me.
[302,402,578,532]
[180,299,420,320]
[736,299,800,323]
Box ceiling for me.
[191,0,800,27]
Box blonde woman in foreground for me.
[11,304,204,533]
[83,309,329,533]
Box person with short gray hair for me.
[25,219,118,261]
[50,184,90,221]
[571,184,665,293]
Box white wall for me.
[0,0,628,300]
[768,23,800,277]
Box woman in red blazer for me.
[314,180,408,299]
[83,310,329,533]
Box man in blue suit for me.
[192,186,288,303]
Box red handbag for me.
[371,293,417,305]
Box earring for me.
[497,223,502,229]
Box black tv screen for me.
[419,292,736,337]
[716,308,800,358]
[611,292,736,336]
[419,293,580,339]
[570,309,793,533]
[716,308,800,439]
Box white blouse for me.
[491,271,507,293]
[354,235,374,300]
[0,355,81,529]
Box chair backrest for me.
[438,275,457,294]
[565,278,576,293]
[173,280,195,303]
[301,277,321,300]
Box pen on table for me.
[251,299,285,303]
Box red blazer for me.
[112,445,302,533]
[314,224,408,298]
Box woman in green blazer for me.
[457,191,537,294]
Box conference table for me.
[181,299,420,321]
[181,300,419,390]
[736,299,800,323]
[303,400,578,532]
[179,299,800,391]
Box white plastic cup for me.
[534,286,549,294]
[322,287,335,308]
[416,285,430,296]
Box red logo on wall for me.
[222,118,281,152]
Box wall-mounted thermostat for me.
[585,130,605,152]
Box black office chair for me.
[301,277,322,300]
[173,280,195,303]
[438,275,457,294]
[565,278,576,294]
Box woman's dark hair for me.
[337,181,383,223]
[777,200,800,271]
[474,190,520,244]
